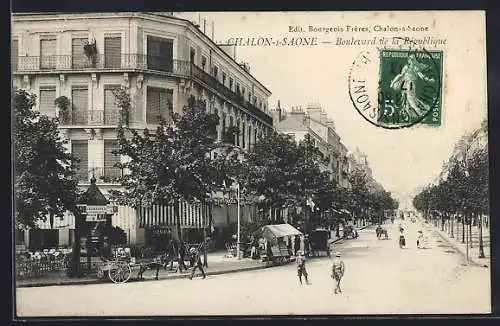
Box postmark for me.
[348,37,444,129]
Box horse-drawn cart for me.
[96,248,133,284]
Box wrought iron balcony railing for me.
[14,54,272,125]
[75,167,123,183]
[59,109,122,126]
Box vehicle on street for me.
[308,228,331,257]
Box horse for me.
[137,252,172,280]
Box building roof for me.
[79,177,109,205]
[275,115,308,132]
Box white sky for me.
[176,11,487,208]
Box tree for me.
[14,88,80,230]
[111,96,221,242]
[347,167,370,225]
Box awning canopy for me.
[260,223,303,241]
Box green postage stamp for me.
[377,49,444,126]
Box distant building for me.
[271,103,350,187]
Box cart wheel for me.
[108,262,132,284]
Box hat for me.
[335,252,341,257]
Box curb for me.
[17,225,374,288]
[426,224,489,269]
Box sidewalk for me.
[16,225,369,288]
[419,218,490,268]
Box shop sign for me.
[86,214,107,222]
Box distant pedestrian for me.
[417,230,424,249]
[331,252,345,294]
[188,247,206,280]
[294,235,301,256]
[296,250,310,285]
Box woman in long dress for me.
[390,54,436,121]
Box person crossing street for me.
[331,252,345,294]
[188,247,206,280]
[296,250,310,285]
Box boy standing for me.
[296,250,310,285]
[331,252,345,294]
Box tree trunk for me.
[203,203,213,268]
[450,214,454,238]
[469,222,473,248]
[462,215,465,243]
[68,211,84,278]
[174,201,182,241]
[335,220,340,238]
[478,213,485,258]
[441,216,444,231]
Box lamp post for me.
[237,182,241,260]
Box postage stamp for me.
[378,49,443,127]
[348,39,444,129]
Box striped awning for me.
[138,201,210,229]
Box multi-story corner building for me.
[272,104,350,187]
[12,12,273,249]
[348,148,383,193]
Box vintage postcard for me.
[13,11,489,317]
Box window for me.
[146,87,173,124]
[242,88,245,98]
[147,36,173,72]
[253,96,257,105]
[72,37,88,69]
[236,83,240,95]
[248,125,252,149]
[104,37,121,69]
[221,112,226,135]
[104,86,120,124]
[39,87,56,117]
[11,39,18,71]
[71,140,88,180]
[40,38,56,69]
[248,92,251,102]
[190,48,196,63]
[104,139,121,179]
[254,129,258,143]
[213,66,218,79]
[201,56,207,70]
[222,72,227,86]
[236,119,240,146]
[229,77,233,90]
[241,122,245,148]
[71,87,88,124]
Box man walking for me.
[331,252,345,294]
[177,240,189,272]
[296,250,310,285]
[188,247,206,280]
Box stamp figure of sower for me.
[389,54,436,122]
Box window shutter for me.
[39,88,56,117]
[146,87,160,124]
[104,139,120,179]
[71,140,88,180]
[159,89,172,122]
[104,87,118,124]
[11,40,18,70]
[72,38,87,69]
[104,37,121,68]
[71,88,88,124]
[40,39,56,69]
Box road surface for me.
[16,220,490,316]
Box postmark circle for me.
[348,37,443,129]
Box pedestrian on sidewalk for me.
[178,240,189,272]
[188,247,206,280]
[294,235,301,256]
[331,252,345,294]
[296,250,310,285]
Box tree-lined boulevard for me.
[17,220,490,316]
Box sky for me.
[176,11,487,209]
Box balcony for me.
[14,54,191,73]
[76,167,122,184]
[59,109,122,127]
[13,54,273,126]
